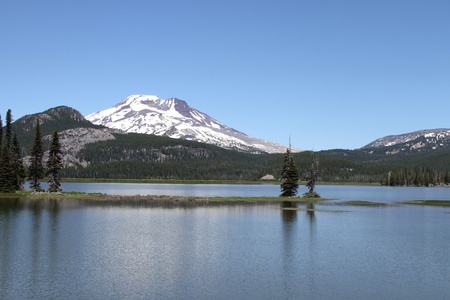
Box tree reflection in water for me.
[306,202,315,224]
[281,201,297,225]
[281,201,317,293]
[280,201,316,225]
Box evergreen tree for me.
[12,134,26,190]
[5,109,12,149]
[0,145,16,193]
[280,148,299,197]
[29,120,44,192]
[304,152,320,198]
[46,131,63,192]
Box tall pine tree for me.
[304,152,320,198]
[280,147,299,197]
[5,109,12,149]
[46,131,63,193]
[0,145,16,193]
[12,134,26,190]
[29,119,44,192]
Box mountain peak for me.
[13,106,94,132]
[86,95,301,154]
[119,95,160,105]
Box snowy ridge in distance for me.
[86,95,302,154]
[362,128,450,148]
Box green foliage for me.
[0,145,16,192]
[398,200,450,206]
[61,140,448,183]
[29,120,44,191]
[11,134,26,190]
[381,167,449,187]
[0,110,25,192]
[304,152,320,197]
[280,148,299,197]
[323,147,450,172]
[63,133,278,180]
[46,131,63,192]
[5,109,12,149]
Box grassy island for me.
[396,200,450,206]
[0,190,334,203]
[340,200,389,206]
[2,191,449,208]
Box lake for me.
[1,184,449,299]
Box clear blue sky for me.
[1,0,449,150]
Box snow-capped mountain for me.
[86,95,300,154]
[362,128,450,149]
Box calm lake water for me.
[1,184,449,299]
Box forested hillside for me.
[323,147,450,171]
[58,132,397,182]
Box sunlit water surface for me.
[1,185,449,299]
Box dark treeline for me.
[61,159,271,180]
[0,109,63,193]
[64,142,399,182]
[67,144,449,185]
[381,168,450,187]
[323,147,450,172]
[77,133,218,164]
[0,110,26,192]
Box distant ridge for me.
[362,128,450,149]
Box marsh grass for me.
[281,207,351,212]
[4,191,448,208]
[207,196,333,203]
[397,200,450,206]
[2,190,336,203]
[340,200,388,206]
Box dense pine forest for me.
[381,168,450,186]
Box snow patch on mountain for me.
[362,128,450,149]
[86,95,301,154]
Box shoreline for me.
[0,190,331,203]
[1,191,449,206]
[58,178,381,186]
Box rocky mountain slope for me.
[379,129,450,155]
[12,106,118,167]
[362,128,450,149]
[85,95,300,154]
